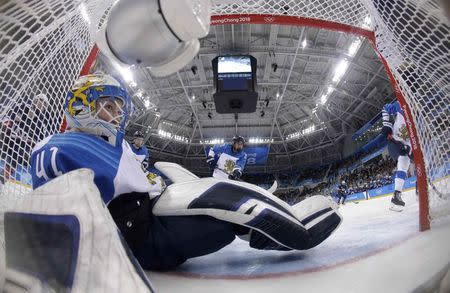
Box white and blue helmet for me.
[64,74,132,147]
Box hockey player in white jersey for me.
[30,74,342,270]
[381,100,413,210]
[206,136,247,180]
[129,130,164,190]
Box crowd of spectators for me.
[337,156,396,195]
[275,188,303,205]
[274,181,331,205]
[272,155,400,204]
[242,173,276,186]
[243,148,407,205]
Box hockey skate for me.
[389,191,405,212]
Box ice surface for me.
[165,189,420,277]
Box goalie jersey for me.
[382,101,410,146]
[208,144,247,179]
[30,132,163,203]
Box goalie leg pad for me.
[153,178,312,250]
[291,195,342,249]
[248,196,342,250]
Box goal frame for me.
[209,14,430,230]
[75,14,430,230]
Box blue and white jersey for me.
[382,101,410,146]
[208,144,247,179]
[130,144,149,164]
[30,132,163,204]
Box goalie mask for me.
[64,74,132,147]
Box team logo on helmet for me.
[64,74,131,147]
[67,80,95,116]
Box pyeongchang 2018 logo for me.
[401,103,425,178]
[211,16,251,25]
[401,103,418,152]
[416,164,423,177]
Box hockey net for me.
[0,0,448,249]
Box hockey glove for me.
[228,169,242,180]
[381,125,393,139]
[391,138,411,156]
[206,156,216,170]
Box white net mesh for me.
[211,0,370,28]
[0,0,448,249]
[0,0,115,246]
[364,0,450,223]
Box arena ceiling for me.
[97,21,395,174]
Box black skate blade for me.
[389,203,404,212]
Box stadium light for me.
[327,85,334,94]
[302,39,307,48]
[286,124,327,140]
[321,85,334,105]
[348,38,362,57]
[201,138,224,145]
[121,68,134,83]
[332,59,349,83]
[112,60,135,85]
[158,129,188,143]
[79,3,90,25]
[303,125,315,135]
[248,137,273,144]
